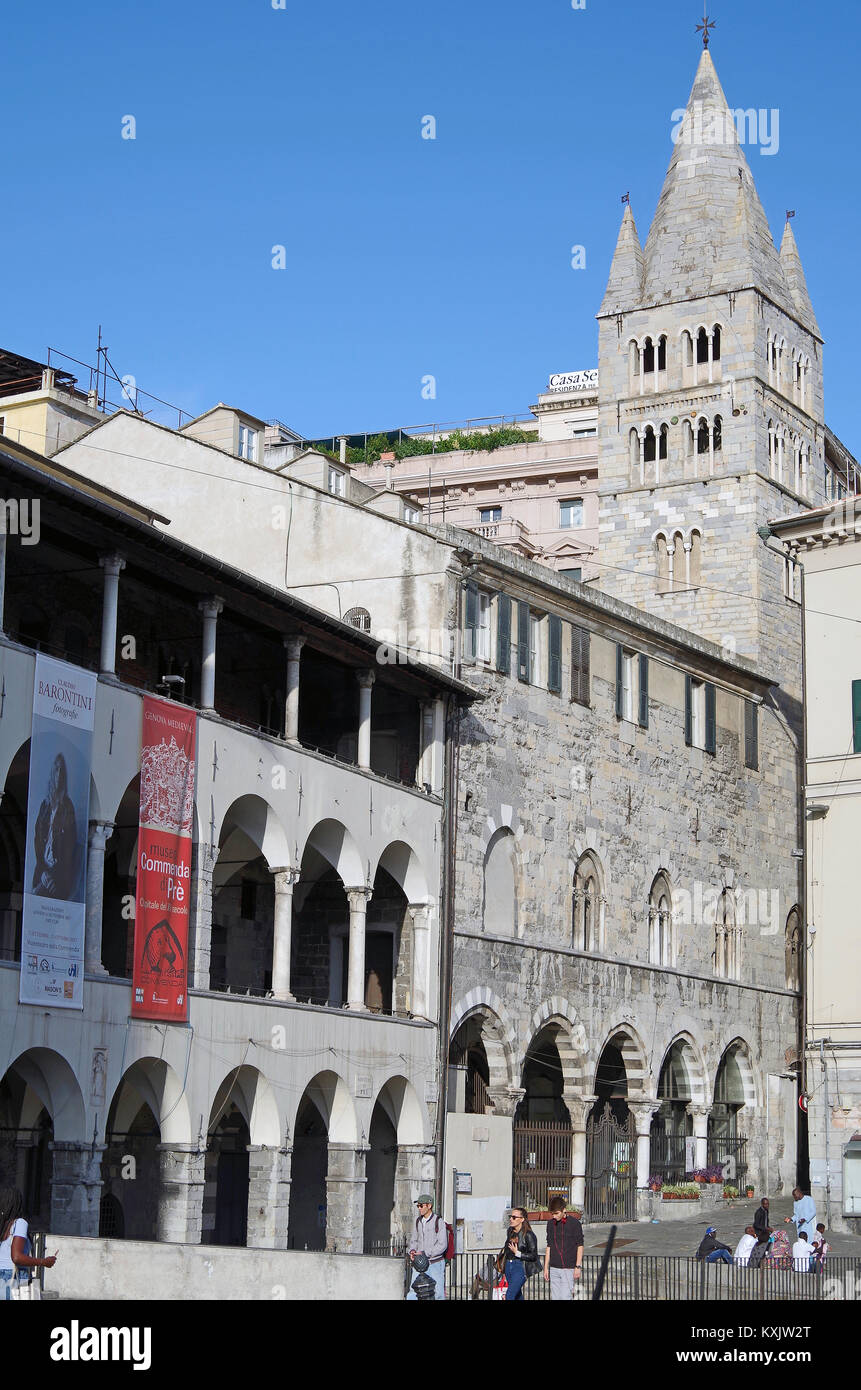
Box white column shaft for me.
[346,889,370,1010]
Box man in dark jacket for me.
[753,1197,770,1236]
[695,1226,733,1263]
[543,1195,584,1299]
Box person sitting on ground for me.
[733,1226,758,1266]
[767,1226,792,1269]
[747,1229,771,1270]
[810,1223,830,1274]
[695,1226,733,1264]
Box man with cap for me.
[407,1194,448,1300]
[695,1226,733,1264]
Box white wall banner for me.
[19,654,97,1008]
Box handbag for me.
[492,1276,509,1301]
[10,1273,40,1302]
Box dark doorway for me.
[210,1109,250,1247]
[363,1101,397,1253]
[288,1096,328,1251]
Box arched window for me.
[696,327,709,364]
[712,324,721,361]
[659,423,669,460]
[681,330,694,384]
[785,906,801,990]
[642,337,655,375]
[713,415,722,453]
[697,418,710,454]
[643,425,657,463]
[629,428,641,481]
[670,530,685,592]
[629,340,641,391]
[649,873,674,966]
[683,418,695,467]
[483,828,517,937]
[344,607,372,633]
[688,530,702,588]
[573,851,605,952]
[656,533,670,594]
[713,888,741,980]
[657,335,667,372]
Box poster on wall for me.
[19,654,97,1009]
[131,696,197,1023]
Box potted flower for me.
[706,1164,723,1184]
[745,1185,755,1199]
[648,1173,663,1193]
[723,1184,739,1199]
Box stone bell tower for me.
[595,46,825,686]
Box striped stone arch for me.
[527,998,588,1096]
[657,1032,709,1105]
[479,805,523,854]
[450,987,516,1094]
[714,1037,758,1109]
[594,1023,650,1096]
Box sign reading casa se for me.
[547,369,598,393]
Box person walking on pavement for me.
[753,1197,770,1237]
[407,1194,447,1301]
[500,1208,538,1301]
[543,1195,584,1299]
[785,1187,816,1243]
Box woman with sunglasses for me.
[500,1208,538,1301]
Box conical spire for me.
[600,204,645,315]
[641,50,797,316]
[779,220,820,336]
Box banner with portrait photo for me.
[131,696,196,1022]
[20,654,97,1008]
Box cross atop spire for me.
[696,8,716,48]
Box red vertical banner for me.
[131,697,197,1022]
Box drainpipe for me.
[820,1040,832,1227]
[436,694,460,1216]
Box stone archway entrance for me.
[585,1039,636,1222]
[513,1028,572,1210]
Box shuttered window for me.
[570,624,590,706]
[684,674,693,746]
[853,681,861,754]
[548,614,562,694]
[705,681,717,755]
[638,653,649,729]
[496,594,511,675]
[744,700,759,770]
[464,583,477,662]
[517,601,530,683]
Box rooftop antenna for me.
[696,6,716,48]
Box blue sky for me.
[2,0,856,445]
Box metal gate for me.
[512,1122,572,1210]
[585,1103,637,1222]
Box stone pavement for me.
[579,1197,858,1257]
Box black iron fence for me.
[512,1122,572,1211]
[708,1135,748,1185]
[441,1252,861,1301]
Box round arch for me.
[105,1057,191,1146]
[450,989,516,1095]
[300,819,364,887]
[593,1023,649,1097]
[209,1065,281,1147]
[5,1047,86,1143]
[217,794,291,872]
[374,840,429,904]
[370,1075,427,1146]
[528,999,588,1095]
[292,1069,357,1145]
[657,1034,708,1106]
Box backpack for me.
[435,1215,456,1262]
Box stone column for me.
[325,1143,368,1254]
[283,636,305,743]
[84,820,113,975]
[271,867,299,1000]
[431,697,446,795]
[156,1144,206,1244]
[246,1146,291,1249]
[408,902,432,1019]
[188,841,216,989]
[628,1100,662,1192]
[98,554,125,677]
[568,1097,595,1209]
[394,1144,437,1242]
[198,597,224,712]
[356,670,375,770]
[345,886,372,1011]
[49,1141,105,1236]
[688,1103,710,1172]
[486,1086,525,1119]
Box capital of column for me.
[486,1086,525,1119]
[346,886,373,912]
[88,819,114,850]
[99,554,126,579]
[567,1095,598,1131]
[627,1099,662,1135]
[284,634,306,661]
[407,901,432,925]
[356,669,375,690]
[199,596,224,620]
[686,1103,711,1121]
[272,866,301,894]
